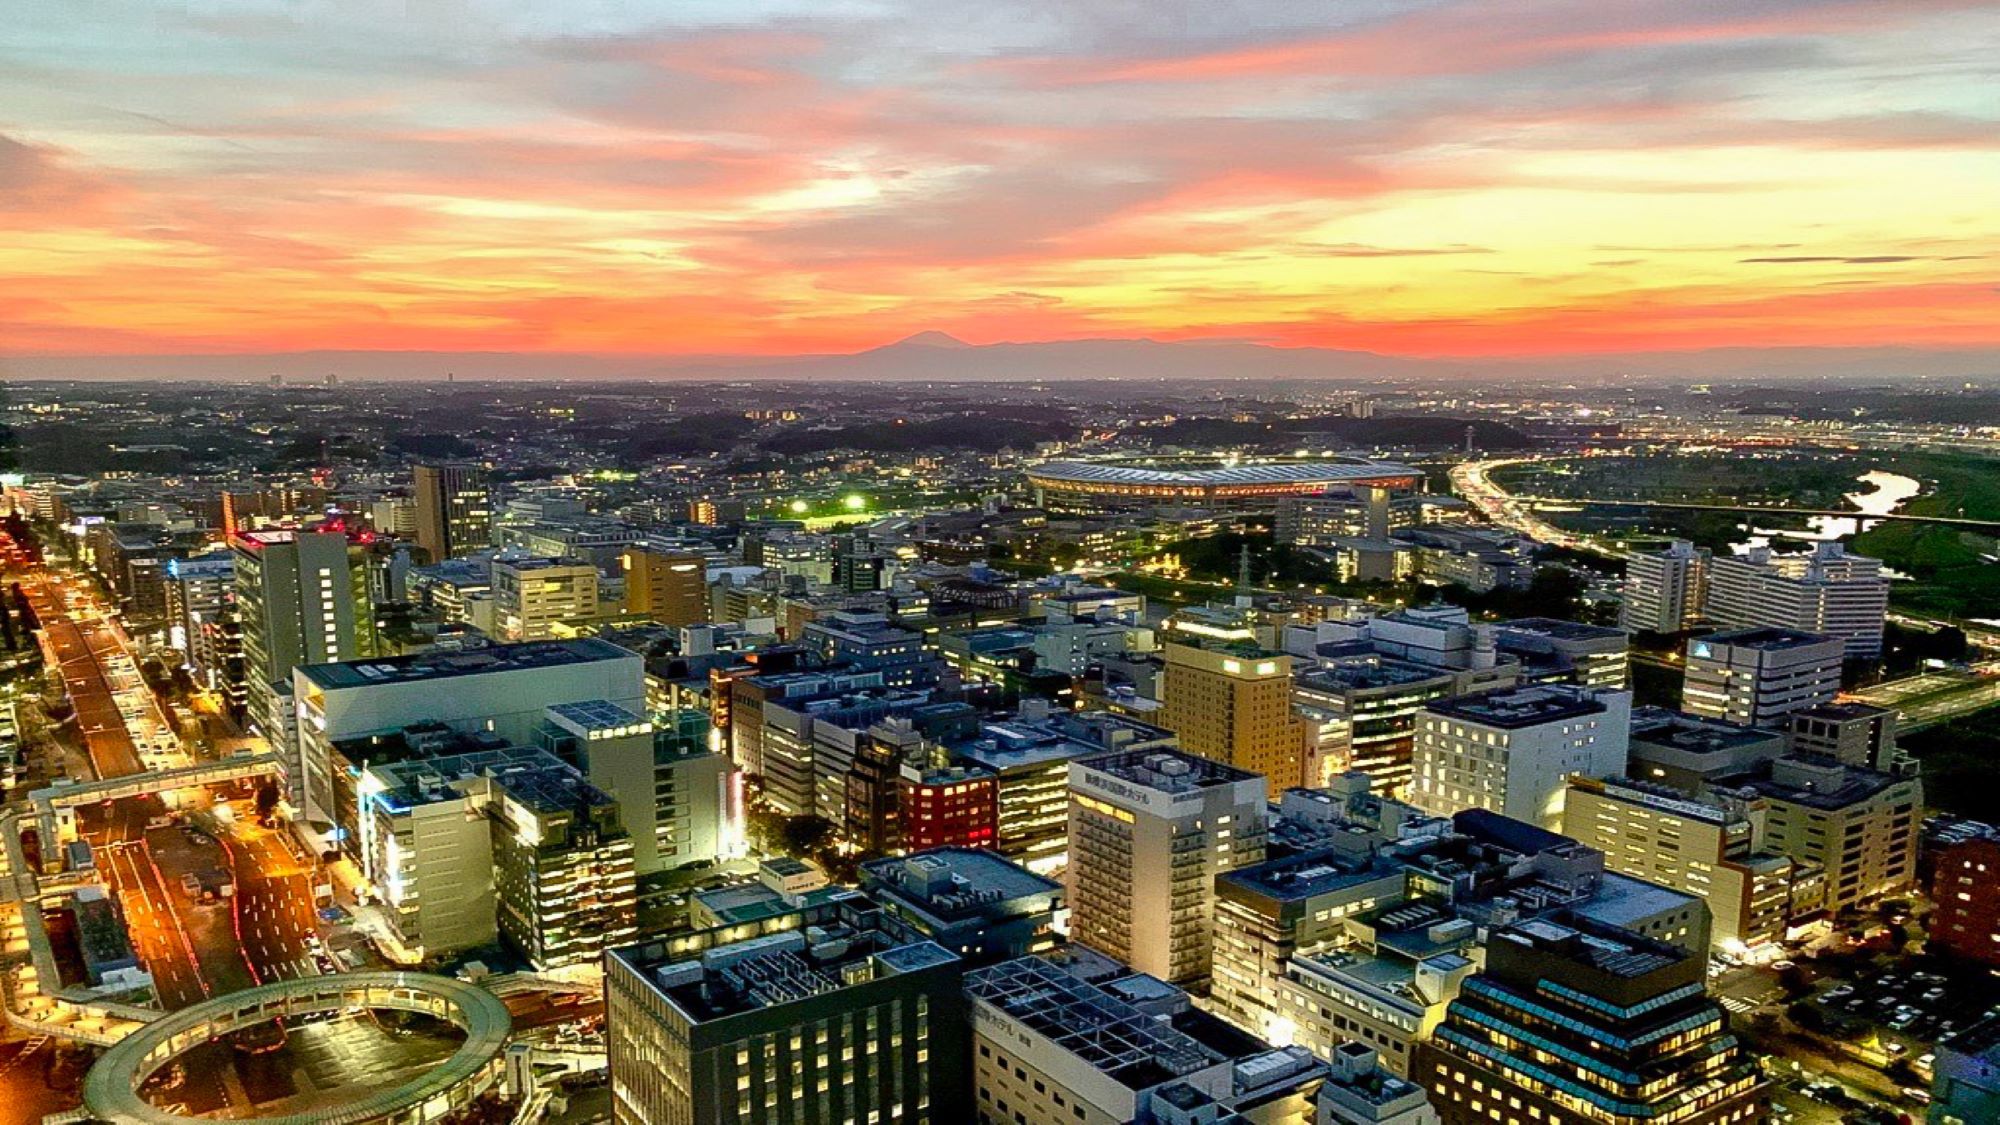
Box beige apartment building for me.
[1159,639,1308,798]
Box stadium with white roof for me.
[1025,458,1423,512]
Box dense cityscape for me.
[0,372,1992,1125]
[6,0,2000,1122]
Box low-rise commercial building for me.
[1563,776,1795,955]
[859,848,1062,962]
[966,955,1328,1125]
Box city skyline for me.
[5,0,1998,364]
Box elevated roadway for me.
[82,971,511,1125]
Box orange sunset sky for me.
[2,0,1996,360]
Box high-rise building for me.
[1211,786,1418,1044]
[1159,639,1308,798]
[1563,776,1796,955]
[953,707,1176,875]
[293,637,644,838]
[1742,754,1920,915]
[605,902,968,1125]
[1706,542,1888,659]
[539,702,745,876]
[623,544,709,627]
[1067,748,1268,985]
[1414,915,1767,1125]
[1619,539,1709,635]
[1293,658,1459,796]
[1276,487,1421,546]
[367,496,419,538]
[412,462,492,562]
[1410,685,1632,830]
[163,551,245,718]
[359,744,636,967]
[493,555,600,640]
[233,529,366,787]
[1681,628,1842,727]
[898,765,998,852]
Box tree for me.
[779,816,836,857]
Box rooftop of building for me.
[1304,659,1449,696]
[1454,808,1576,856]
[1078,748,1262,795]
[1791,701,1893,723]
[1695,626,1839,652]
[1941,1011,2000,1061]
[1040,584,1139,604]
[937,625,1038,652]
[638,923,958,1023]
[1165,635,1287,660]
[1629,706,1783,754]
[953,709,1173,772]
[1220,848,1399,904]
[1576,776,1735,826]
[1323,1042,1428,1107]
[1425,685,1608,729]
[691,881,860,926]
[1580,873,1706,932]
[804,612,923,641]
[1495,915,1687,979]
[1735,753,1909,810]
[1292,946,1461,1012]
[299,637,636,690]
[1495,617,1627,642]
[965,957,1220,1091]
[333,722,510,765]
[366,744,614,817]
[859,850,1061,920]
[495,553,596,576]
[544,699,650,735]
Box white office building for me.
[1410,685,1631,829]
[1682,627,1843,727]
[293,637,644,832]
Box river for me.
[1740,469,1921,550]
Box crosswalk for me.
[1719,996,1756,1013]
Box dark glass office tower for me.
[1415,914,1767,1125]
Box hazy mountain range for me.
[6,333,1998,384]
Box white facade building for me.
[1619,540,1709,635]
[1682,627,1843,727]
[1410,685,1632,829]
[1706,542,1888,659]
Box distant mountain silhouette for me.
[5,338,1996,383]
[873,330,973,350]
